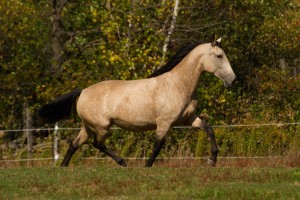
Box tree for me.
[161,0,180,66]
[0,1,51,130]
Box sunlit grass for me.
[0,167,299,199]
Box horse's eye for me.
[217,54,223,59]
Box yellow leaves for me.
[91,6,98,18]
[90,5,98,23]
[109,54,120,63]
[218,95,226,103]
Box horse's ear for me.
[215,37,222,47]
[210,34,216,46]
[211,37,222,48]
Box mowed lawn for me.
[0,166,300,200]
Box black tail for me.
[38,89,82,123]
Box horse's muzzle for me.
[224,75,237,88]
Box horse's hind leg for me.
[93,128,127,167]
[60,127,89,167]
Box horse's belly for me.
[108,89,157,131]
[113,119,157,131]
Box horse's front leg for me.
[146,124,170,167]
[189,115,218,166]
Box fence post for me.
[53,122,59,165]
[279,58,286,71]
[23,101,33,167]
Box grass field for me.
[0,165,300,200]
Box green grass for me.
[0,166,300,200]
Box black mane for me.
[149,41,204,78]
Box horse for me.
[38,37,236,167]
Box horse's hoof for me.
[207,158,216,167]
[117,159,127,167]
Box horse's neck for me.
[168,49,204,97]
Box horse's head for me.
[202,37,236,87]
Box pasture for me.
[1,125,300,199]
[1,162,300,200]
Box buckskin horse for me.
[38,37,236,167]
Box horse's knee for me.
[189,116,210,129]
[190,117,203,128]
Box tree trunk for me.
[160,0,180,67]
[50,0,68,77]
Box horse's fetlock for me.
[117,158,127,167]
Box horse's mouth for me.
[224,82,232,88]
[214,72,235,88]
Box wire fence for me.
[0,122,299,166]
[1,122,300,133]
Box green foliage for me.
[0,1,51,129]
[0,0,299,159]
[206,0,300,82]
[254,68,300,121]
